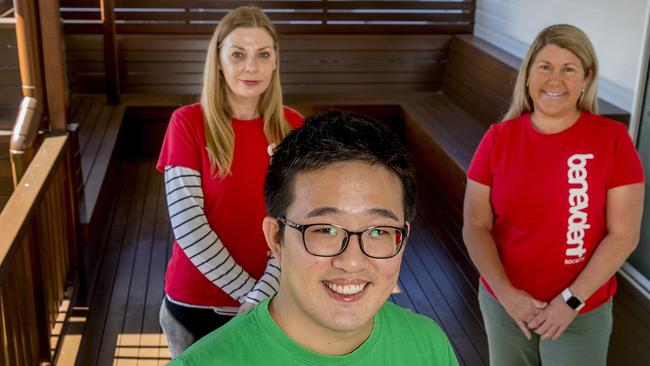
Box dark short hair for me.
[264,110,416,222]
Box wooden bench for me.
[69,94,125,235]
[69,94,196,259]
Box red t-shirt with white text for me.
[467,112,644,313]
[157,103,304,307]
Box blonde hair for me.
[503,24,599,121]
[201,6,291,177]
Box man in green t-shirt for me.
[170,111,459,365]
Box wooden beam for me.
[13,0,43,101]
[38,0,68,131]
[100,0,120,104]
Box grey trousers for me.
[159,299,195,359]
[478,283,613,366]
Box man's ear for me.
[263,216,283,262]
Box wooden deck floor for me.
[56,109,488,366]
[61,157,173,366]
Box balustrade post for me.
[38,0,68,131]
[101,0,120,104]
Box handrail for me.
[0,134,67,274]
[10,96,42,186]
[0,133,73,365]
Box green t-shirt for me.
[170,298,459,365]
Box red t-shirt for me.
[468,112,644,313]
[157,103,304,306]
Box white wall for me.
[475,0,649,112]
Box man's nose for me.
[331,234,370,272]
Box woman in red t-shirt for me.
[156,6,303,357]
[463,24,644,365]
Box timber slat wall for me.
[443,35,517,128]
[61,0,474,95]
[65,34,453,95]
[60,0,475,34]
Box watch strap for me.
[562,288,585,311]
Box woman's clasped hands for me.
[499,286,579,341]
[497,287,546,340]
[525,293,579,341]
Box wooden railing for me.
[0,98,78,365]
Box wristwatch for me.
[561,288,585,311]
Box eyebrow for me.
[536,60,578,66]
[229,45,273,51]
[306,207,400,221]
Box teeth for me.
[545,91,564,97]
[324,281,367,295]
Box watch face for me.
[566,296,582,310]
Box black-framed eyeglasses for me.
[277,217,409,259]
